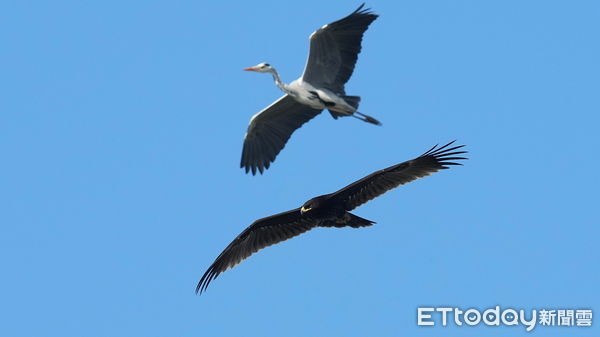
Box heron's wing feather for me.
[196,208,317,294]
[301,4,378,93]
[241,95,322,175]
[330,142,467,211]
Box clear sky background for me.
[1,1,598,336]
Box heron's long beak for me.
[243,67,257,71]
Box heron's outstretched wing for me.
[196,208,317,294]
[301,3,378,93]
[330,141,467,211]
[241,95,322,175]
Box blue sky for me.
[1,0,598,336]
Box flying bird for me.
[197,141,467,293]
[241,4,380,175]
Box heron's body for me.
[286,79,357,114]
[241,4,381,174]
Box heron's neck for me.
[269,68,289,94]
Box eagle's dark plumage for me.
[198,141,467,294]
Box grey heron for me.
[241,3,380,175]
[197,141,467,293]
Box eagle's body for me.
[196,142,467,294]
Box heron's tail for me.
[328,95,361,120]
[342,95,361,109]
[328,95,381,125]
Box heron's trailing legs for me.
[352,111,382,126]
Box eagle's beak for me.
[300,206,311,214]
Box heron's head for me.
[243,62,273,73]
[300,196,326,215]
